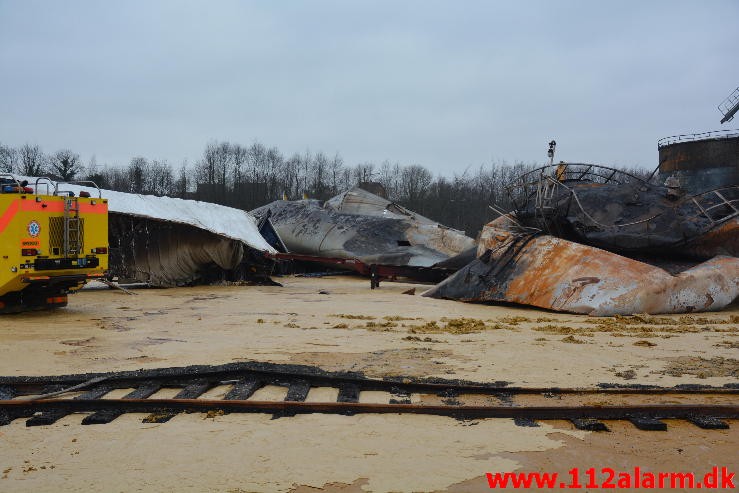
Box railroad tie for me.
[336,383,361,415]
[628,415,668,431]
[0,386,16,426]
[274,380,312,419]
[569,418,610,432]
[284,380,311,402]
[224,376,262,400]
[142,380,211,424]
[513,417,540,428]
[0,410,10,427]
[82,382,161,425]
[687,415,730,430]
[26,386,112,427]
[389,386,411,405]
[337,383,360,403]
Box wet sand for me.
[0,276,737,492]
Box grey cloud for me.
[1,0,737,173]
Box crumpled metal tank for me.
[424,216,739,316]
[425,133,739,315]
[506,163,738,258]
[251,187,475,267]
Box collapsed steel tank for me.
[425,131,739,315]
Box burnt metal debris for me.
[426,133,739,315]
[252,187,475,268]
[506,163,738,257]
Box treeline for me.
[0,140,649,237]
[0,143,85,181]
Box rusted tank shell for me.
[684,217,739,258]
[658,133,739,194]
[424,216,739,316]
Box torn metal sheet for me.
[324,187,441,226]
[251,187,475,267]
[424,216,739,316]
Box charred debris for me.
[252,187,476,286]
[100,130,738,317]
[426,132,739,315]
[107,186,476,289]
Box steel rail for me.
[1,398,738,420]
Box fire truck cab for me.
[0,175,108,313]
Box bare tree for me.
[310,151,330,198]
[283,153,301,199]
[231,144,247,188]
[265,146,283,200]
[175,162,189,198]
[127,157,148,193]
[247,142,267,184]
[194,141,230,202]
[215,141,231,191]
[146,160,174,196]
[0,143,18,173]
[328,153,344,195]
[50,149,82,180]
[18,143,45,176]
[108,166,130,192]
[377,160,401,198]
[399,164,432,205]
[352,162,375,184]
[197,141,219,187]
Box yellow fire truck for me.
[0,175,108,313]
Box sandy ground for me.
[0,276,737,492]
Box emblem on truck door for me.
[27,220,40,237]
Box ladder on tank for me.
[64,197,82,257]
[719,86,739,124]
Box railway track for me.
[1,362,737,432]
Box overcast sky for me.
[1,0,737,174]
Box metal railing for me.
[657,129,739,148]
[0,175,103,198]
[505,163,648,212]
[505,162,739,241]
[54,180,102,198]
[34,177,56,195]
[685,186,739,227]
